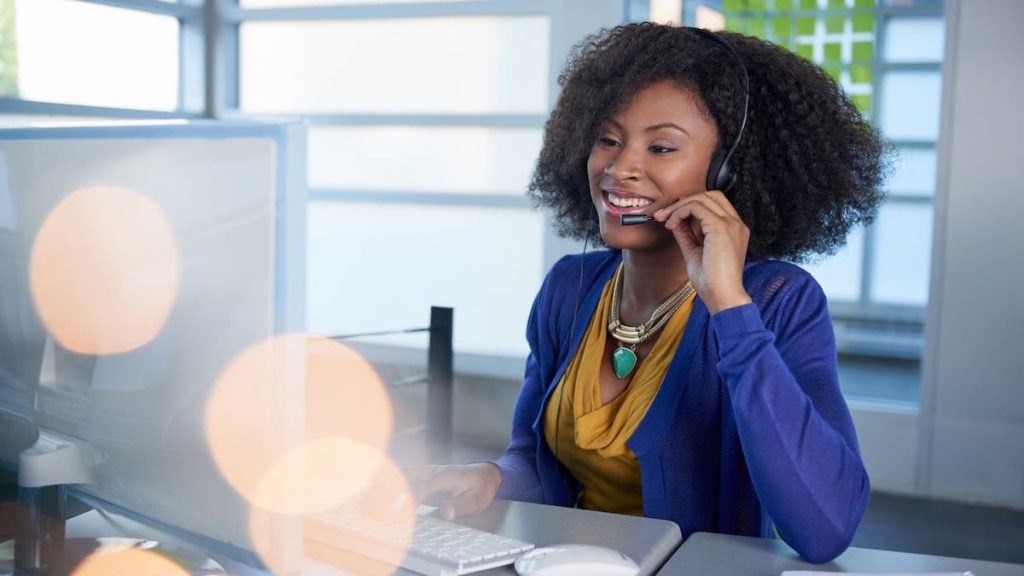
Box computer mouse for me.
[514,544,640,576]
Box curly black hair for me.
[529,22,890,262]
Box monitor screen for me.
[0,122,307,570]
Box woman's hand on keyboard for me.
[406,463,503,521]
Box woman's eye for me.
[649,145,676,154]
[597,137,620,147]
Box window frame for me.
[218,0,620,375]
[676,0,945,359]
[0,0,206,119]
[218,0,552,213]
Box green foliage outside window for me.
[723,0,875,115]
[0,0,18,97]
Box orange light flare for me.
[70,547,190,576]
[249,446,417,576]
[29,185,181,355]
[205,334,395,516]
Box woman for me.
[413,23,888,563]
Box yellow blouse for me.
[542,265,696,515]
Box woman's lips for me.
[602,191,655,216]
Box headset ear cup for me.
[718,161,736,192]
[706,149,727,191]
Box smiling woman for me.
[411,23,889,565]
[587,81,718,254]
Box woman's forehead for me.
[607,80,715,134]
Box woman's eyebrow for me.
[646,122,689,136]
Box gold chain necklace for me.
[607,265,695,379]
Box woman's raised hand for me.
[654,190,753,314]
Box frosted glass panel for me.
[880,72,942,140]
[886,147,937,196]
[0,116,120,127]
[884,17,944,63]
[241,17,549,114]
[11,0,179,111]
[309,127,542,193]
[242,0,481,5]
[307,202,543,356]
[871,203,933,306]
[803,226,865,303]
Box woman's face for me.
[587,79,719,251]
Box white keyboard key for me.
[308,505,535,576]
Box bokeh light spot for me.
[70,547,190,576]
[29,186,180,355]
[205,334,394,515]
[254,438,385,516]
[249,447,416,576]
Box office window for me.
[0,0,179,111]
[880,71,942,140]
[721,0,876,112]
[308,127,543,194]
[232,2,553,358]
[241,0,486,6]
[307,202,545,356]
[0,0,202,120]
[684,0,946,403]
[240,16,549,114]
[870,203,933,306]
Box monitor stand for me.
[15,431,93,574]
[6,431,226,576]
[10,433,227,575]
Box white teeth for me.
[608,193,652,208]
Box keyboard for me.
[306,505,536,576]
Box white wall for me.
[918,0,1024,509]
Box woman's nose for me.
[603,145,642,181]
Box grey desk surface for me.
[455,500,681,576]
[60,499,682,576]
[658,532,1024,576]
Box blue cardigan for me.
[494,250,870,563]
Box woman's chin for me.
[600,227,674,252]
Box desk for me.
[456,500,681,576]
[659,532,1024,576]
[55,499,681,576]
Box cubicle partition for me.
[0,121,308,571]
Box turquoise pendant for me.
[612,346,637,379]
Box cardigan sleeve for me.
[711,274,870,563]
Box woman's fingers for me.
[406,466,452,505]
[439,491,483,521]
[405,464,501,520]
[705,190,742,220]
[656,192,731,223]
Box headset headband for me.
[686,27,750,178]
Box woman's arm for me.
[712,273,869,563]
[657,190,868,562]
[492,349,547,503]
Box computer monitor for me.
[0,121,307,570]
[0,226,41,469]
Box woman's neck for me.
[618,246,689,326]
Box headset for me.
[552,28,749,465]
[688,27,750,193]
